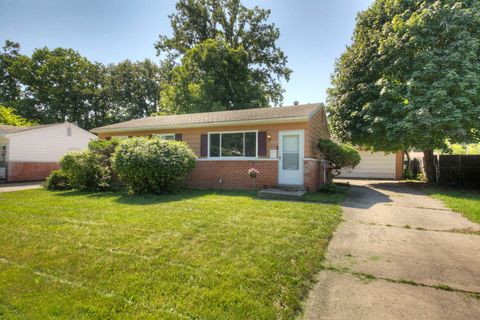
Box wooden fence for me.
[437,155,480,187]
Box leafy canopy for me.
[317,139,361,176]
[0,105,34,126]
[328,0,480,152]
[156,0,291,105]
[160,39,267,114]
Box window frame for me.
[154,133,176,141]
[207,130,258,160]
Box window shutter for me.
[200,134,208,157]
[258,131,267,156]
[175,133,182,141]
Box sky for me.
[0,0,374,105]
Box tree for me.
[160,39,267,113]
[104,59,161,120]
[0,105,34,126]
[327,0,480,182]
[155,0,291,106]
[317,139,361,177]
[0,40,23,104]
[10,47,108,129]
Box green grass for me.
[301,183,349,204]
[0,189,342,319]
[424,187,480,224]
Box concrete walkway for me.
[0,181,43,193]
[305,180,480,320]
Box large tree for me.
[9,47,107,129]
[155,0,291,106]
[328,0,480,182]
[104,59,162,120]
[160,39,267,113]
[0,41,23,104]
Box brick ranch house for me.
[0,123,97,182]
[91,103,331,191]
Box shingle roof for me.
[0,123,62,135]
[91,103,323,133]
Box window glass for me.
[155,134,175,141]
[245,132,256,157]
[283,153,299,170]
[209,134,220,157]
[282,135,300,170]
[208,132,257,158]
[221,133,243,157]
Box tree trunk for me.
[423,149,436,183]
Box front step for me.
[277,184,306,191]
[257,188,306,201]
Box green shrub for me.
[88,138,121,166]
[45,169,71,190]
[112,137,197,194]
[60,151,112,191]
[317,140,361,176]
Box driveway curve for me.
[305,180,480,320]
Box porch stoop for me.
[257,187,306,201]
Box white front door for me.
[278,130,304,185]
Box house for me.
[0,122,97,182]
[91,103,331,191]
[338,150,404,179]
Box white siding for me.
[8,124,97,162]
[339,151,396,179]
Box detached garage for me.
[339,150,404,180]
[0,122,96,182]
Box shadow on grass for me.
[53,188,257,206]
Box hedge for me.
[112,137,196,194]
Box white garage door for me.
[339,151,396,179]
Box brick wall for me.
[7,162,60,182]
[186,160,278,190]
[304,160,320,191]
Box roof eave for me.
[90,116,310,134]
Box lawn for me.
[0,189,342,319]
[424,187,480,224]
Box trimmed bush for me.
[60,151,112,191]
[88,138,121,166]
[112,137,197,194]
[317,139,361,176]
[45,169,71,190]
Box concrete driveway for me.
[305,180,480,320]
[0,181,43,193]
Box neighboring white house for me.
[338,150,404,180]
[0,122,97,182]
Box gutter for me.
[90,116,310,134]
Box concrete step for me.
[277,184,306,191]
[257,188,306,201]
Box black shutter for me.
[200,134,208,157]
[175,133,182,141]
[258,131,267,156]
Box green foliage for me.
[103,59,161,120]
[88,138,120,166]
[160,39,267,114]
[45,169,71,190]
[156,0,291,105]
[328,0,480,153]
[0,40,163,129]
[445,142,480,155]
[112,137,197,194]
[317,139,361,175]
[0,105,34,126]
[0,40,22,104]
[60,151,112,191]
